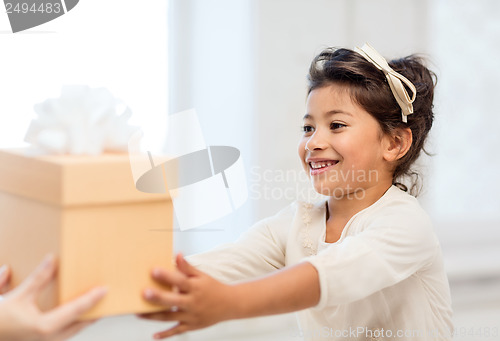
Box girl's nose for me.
[305,130,328,151]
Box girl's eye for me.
[330,122,346,130]
[301,125,314,133]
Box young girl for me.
[140,44,453,340]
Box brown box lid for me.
[0,149,171,206]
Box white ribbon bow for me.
[355,43,416,123]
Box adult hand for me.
[0,254,107,341]
[139,254,234,339]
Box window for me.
[0,0,168,150]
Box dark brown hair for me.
[307,47,436,195]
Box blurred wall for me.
[168,0,256,254]
[426,0,500,281]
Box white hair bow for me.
[355,43,416,123]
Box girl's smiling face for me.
[298,84,394,198]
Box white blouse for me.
[188,186,453,340]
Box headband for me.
[354,43,416,123]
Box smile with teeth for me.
[309,161,339,169]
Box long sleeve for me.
[186,203,296,283]
[305,200,440,309]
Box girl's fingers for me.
[138,310,188,322]
[153,322,190,339]
[15,254,56,299]
[43,286,107,331]
[137,311,165,321]
[143,288,187,310]
[175,254,199,277]
[152,268,190,292]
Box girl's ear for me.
[383,127,412,162]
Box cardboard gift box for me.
[0,149,173,319]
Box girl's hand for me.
[139,254,234,339]
[0,254,107,341]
